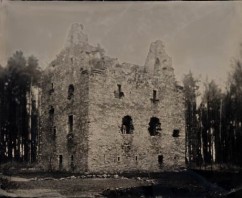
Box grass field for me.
[1,170,242,197]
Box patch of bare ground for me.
[1,170,232,197]
[25,178,145,196]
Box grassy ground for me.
[1,170,232,197]
[14,178,147,197]
[2,177,148,197]
[2,162,242,197]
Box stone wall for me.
[39,39,101,172]
[39,23,185,173]
[87,58,185,173]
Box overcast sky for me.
[1,1,242,86]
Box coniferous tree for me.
[0,51,41,163]
[200,80,222,166]
[225,59,242,166]
[183,71,200,167]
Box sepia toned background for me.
[1,1,242,86]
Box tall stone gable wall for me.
[88,61,185,173]
[39,24,185,173]
[39,44,95,172]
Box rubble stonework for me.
[39,23,186,173]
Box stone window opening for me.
[53,126,56,139]
[70,155,74,170]
[155,58,160,65]
[121,115,134,134]
[49,106,54,122]
[49,83,54,95]
[67,84,74,100]
[148,117,161,136]
[172,129,180,137]
[154,58,160,75]
[68,115,73,133]
[117,156,120,162]
[158,155,163,165]
[114,84,124,98]
[135,156,138,161]
[49,106,54,114]
[151,90,159,103]
[59,155,63,168]
[123,144,131,152]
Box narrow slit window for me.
[114,84,124,98]
[68,84,74,100]
[68,115,73,133]
[151,90,159,103]
[155,58,160,65]
[49,106,54,122]
[70,155,74,169]
[49,106,54,114]
[117,156,120,162]
[158,155,163,165]
[118,84,121,93]
[49,83,54,95]
[153,90,157,100]
[59,155,63,168]
[53,126,56,139]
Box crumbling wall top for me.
[65,23,88,48]
[144,40,173,76]
[45,24,177,88]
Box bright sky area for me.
[1,1,242,88]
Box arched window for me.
[148,117,161,136]
[121,115,134,134]
[68,84,74,100]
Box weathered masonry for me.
[39,23,185,173]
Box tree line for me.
[0,51,41,163]
[184,57,242,169]
[0,49,242,169]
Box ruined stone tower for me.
[39,23,185,173]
